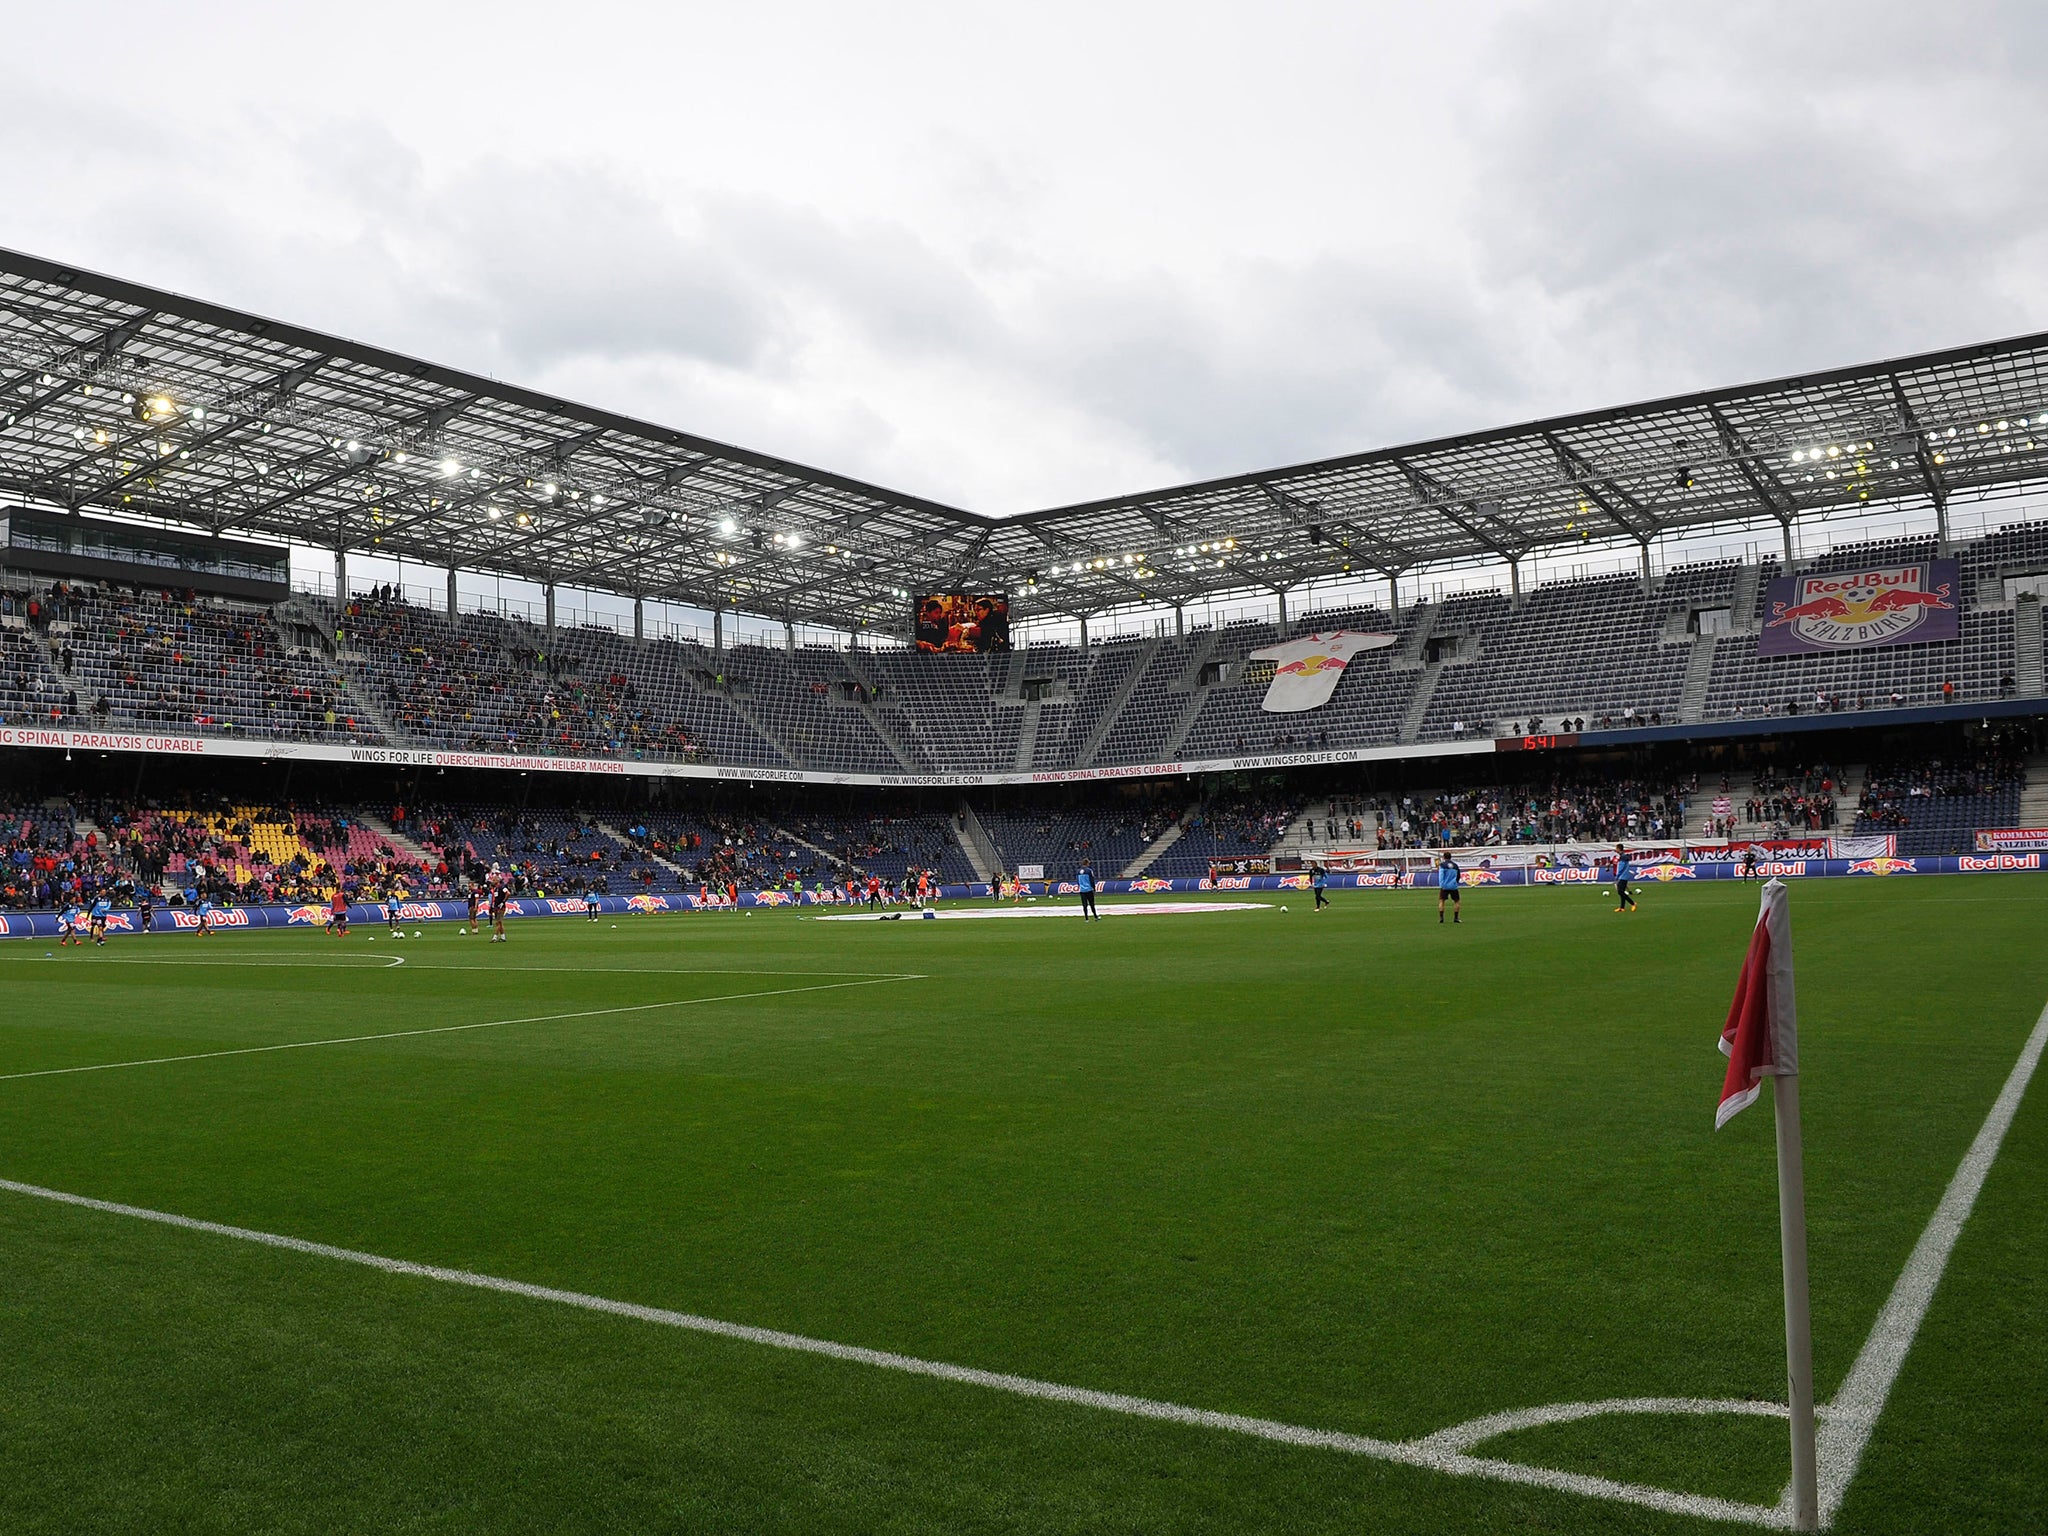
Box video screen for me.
[914,593,1010,654]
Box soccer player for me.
[329,887,349,937]
[136,888,154,936]
[1612,844,1637,913]
[386,893,403,934]
[489,883,508,942]
[585,888,601,922]
[89,893,111,946]
[865,873,881,909]
[196,895,216,937]
[916,869,930,908]
[1436,853,1461,924]
[57,900,83,947]
[465,886,482,934]
[1077,863,1099,921]
[1312,862,1330,911]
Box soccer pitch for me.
[1,880,2042,1534]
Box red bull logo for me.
[1276,873,1311,890]
[1846,856,1918,876]
[0,915,11,935]
[1762,561,1957,653]
[1959,853,2040,872]
[101,912,136,931]
[544,899,587,914]
[1353,871,1402,887]
[1055,881,1081,894]
[624,894,669,913]
[1635,864,1696,882]
[1129,877,1174,893]
[1214,876,1251,890]
[1460,868,1503,885]
[1756,861,1809,877]
[754,890,793,906]
[285,904,328,925]
[174,908,250,928]
[1532,867,1600,884]
[1274,653,1345,677]
[394,902,443,920]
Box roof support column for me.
[544,582,556,645]
[1508,557,1522,605]
[1079,614,1090,653]
[334,546,348,606]
[446,565,459,619]
[1782,517,1796,567]
[1274,587,1289,639]
[1639,537,1654,598]
[1174,604,1184,638]
[1387,571,1401,619]
[784,620,795,657]
[633,595,644,642]
[713,608,723,654]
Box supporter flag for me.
[1713,878,1819,1531]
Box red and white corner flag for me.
[1714,877,1819,1532]
[1717,876,1800,1128]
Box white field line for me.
[0,974,924,1084]
[1811,997,2048,1526]
[0,1174,1783,1530]
[30,957,918,978]
[1,993,2039,1528]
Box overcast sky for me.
[5,1,2045,517]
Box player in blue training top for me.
[1076,863,1099,921]
[196,896,216,936]
[1436,852,1462,925]
[89,893,112,946]
[1612,844,1638,913]
[58,900,84,947]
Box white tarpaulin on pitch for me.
[1248,630,1396,713]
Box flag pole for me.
[1773,1068,1820,1532]
[1762,879,1819,1531]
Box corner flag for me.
[1715,878,1819,1531]
[1717,877,1799,1128]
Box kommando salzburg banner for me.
[1758,559,1959,656]
[1975,828,2048,852]
[1247,630,1396,712]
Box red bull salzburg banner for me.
[1758,559,1959,656]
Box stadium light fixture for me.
[720,518,737,537]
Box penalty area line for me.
[0,974,926,1084]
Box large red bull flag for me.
[1758,558,1958,656]
[1246,630,1396,713]
[1717,878,1800,1127]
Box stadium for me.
[3,216,2047,1536]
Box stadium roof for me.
[3,245,2047,634]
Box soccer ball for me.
[610,923,618,929]
[1280,905,1288,911]
[413,931,422,938]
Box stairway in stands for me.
[1119,804,1197,878]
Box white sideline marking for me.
[2,995,2039,1528]
[0,974,924,1084]
[1811,997,2048,1526]
[815,901,1276,922]
[0,1174,1783,1529]
[41,958,913,977]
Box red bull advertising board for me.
[1758,559,1959,655]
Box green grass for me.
[0,879,2042,1534]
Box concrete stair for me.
[2015,594,2044,695]
[1679,636,1717,723]
[1119,804,1197,878]
[597,821,692,883]
[953,800,999,882]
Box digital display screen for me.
[914,593,1010,653]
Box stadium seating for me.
[1,521,2043,778]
